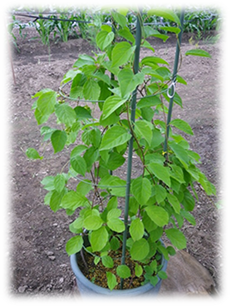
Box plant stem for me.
[80,248,89,273]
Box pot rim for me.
[70,239,168,296]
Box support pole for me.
[163,10,185,154]
[2,13,16,85]
[120,13,142,289]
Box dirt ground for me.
[8,26,221,296]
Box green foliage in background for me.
[9,7,220,51]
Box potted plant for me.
[26,9,216,295]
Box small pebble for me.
[45,251,54,256]
[18,285,28,293]
[59,277,64,283]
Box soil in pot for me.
[78,246,163,290]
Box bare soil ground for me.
[8,27,221,295]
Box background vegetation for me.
[8,7,220,51]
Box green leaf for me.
[117,27,135,43]
[169,142,190,167]
[149,276,159,286]
[70,145,87,159]
[44,191,53,205]
[90,226,108,252]
[102,95,126,119]
[107,218,125,233]
[117,68,144,98]
[149,227,163,242]
[76,179,93,196]
[107,208,122,220]
[141,40,155,52]
[93,71,111,86]
[198,172,216,196]
[40,126,56,141]
[148,9,181,25]
[116,265,131,278]
[154,184,166,203]
[141,56,169,66]
[66,235,83,256]
[159,26,181,34]
[106,272,118,290]
[151,129,164,148]
[167,193,181,214]
[61,191,88,210]
[54,174,65,192]
[165,228,187,250]
[51,130,67,153]
[130,238,150,261]
[101,25,112,32]
[36,90,56,123]
[181,190,195,211]
[100,126,131,151]
[94,256,100,265]
[102,256,114,268]
[148,163,171,187]
[170,119,193,135]
[135,264,143,277]
[181,210,196,226]
[167,245,176,256]
[26,148,43,160]
[41,176,55,191]
[176,75,187,85]
[131,177,152,205]
[69,217,84,233]
[145,206,169,227]
[143,212,157,232]
[55,104,77,127]
[157,242,169,260]
[104,152,125,171]
[96,31,114,50]
[74,106,92,120]
[135,120,152,146]
[70,155,87,176]
[169,164,185,184]
[73,54,95,68]
[83,210,103,230]
[110,236,120,251]
[137,96,161,108]
[129,197,139,216]
[98,175,126,197]
[50,189,65,212]
[129,218,144,241]
[83,79,100,101]
[111,11,127,28]
[107,197,118,211]
[185,49,211,58]
[158,271,168,280]
[111,42,135,67]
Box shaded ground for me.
[8,27,221,295]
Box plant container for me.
[70,239,168,296]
